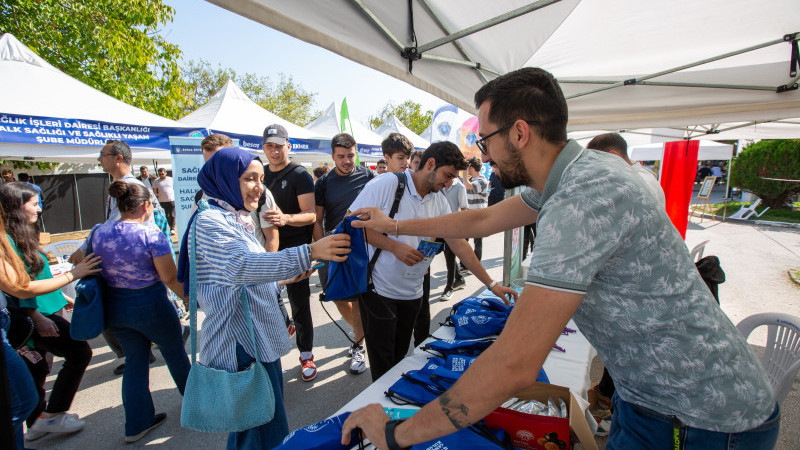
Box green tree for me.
[730,139,800,209]
[182,60,321,126]
[368,100,433,135]
[1,0,187,119]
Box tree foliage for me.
[1,0,187,119]
[730,139,800,209]
[368,100,433,135]
[182,60,321,126]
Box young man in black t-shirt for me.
[261,124,319,382]
[313,133,374,375]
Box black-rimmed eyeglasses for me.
[476,120,538,155]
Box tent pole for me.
[567,35,792,99]
[417,0,563,53]
[74,173,83,231]
[347,0,404,50]
[723,155,734,221]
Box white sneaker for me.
[24,429,48,441]
[29,412,85,434]
[349,345,367,374]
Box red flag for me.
[660,140,699,239]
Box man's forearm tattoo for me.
[438,392,470,430]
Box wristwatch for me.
[385,419,410,450]
[487,280,499,290]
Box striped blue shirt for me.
[194,206,312,371]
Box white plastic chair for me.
[729,199,770,220]
[42,240,83,264]
[689,240,709,262]
[737,313,800,404]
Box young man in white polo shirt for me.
[349,141,517,381]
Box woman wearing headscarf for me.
[177,147,351,449]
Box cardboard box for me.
[484,382,598,450]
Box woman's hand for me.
[63,295,75,312]
[69,253,102,279]
[348,207,395,234]
[309,234,351,262]
[33,314,59,337]
[279,269,315,286]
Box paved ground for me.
[31,218,800,449]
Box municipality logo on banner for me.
[430,104,459,144]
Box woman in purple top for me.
[87,181,190,443]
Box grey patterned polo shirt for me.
[522,140,774,432]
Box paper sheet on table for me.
[403,240,442,279]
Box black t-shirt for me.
[263,163,315,246]
[315,166,375,233]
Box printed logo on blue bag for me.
[471,315,491,325]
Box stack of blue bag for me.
[443,296,513,339]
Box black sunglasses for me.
[476,120,538,155]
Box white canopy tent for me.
[208,0,800,132]
[306,103,385,160]
[177,79,326,143]
[374,115,429,149]
[629,141,734,162]
[0,33,191,164]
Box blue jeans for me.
[227,344,288,450]
[2,310,38,450]
[105,282,191,437]
[608,393,780,450]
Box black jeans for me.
[280,238,314,354]
[359,291,421,381]
[286,278,313,353]
[161,201,176,230]
[444,244,463,290]
[471,238,483,261]
[26,314,92,424]
[412,272,431,348]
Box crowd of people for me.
[0,66,781,450]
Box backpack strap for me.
[367,172,406,291]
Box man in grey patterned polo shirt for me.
[343,68,779,450]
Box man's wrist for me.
[385,419,411,450]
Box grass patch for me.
[691,202,800,223]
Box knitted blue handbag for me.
[324,217,368,302]
[180,201,275,433]
[70,226,106,341]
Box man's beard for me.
[494,140,531,189]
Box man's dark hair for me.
[106,140,132,165]
[381,132,413,157]
[474,67,567,144]
[419,141,469,172]
[313,166,327,179]
[17,173,30,182]
[377,158,387,165]
[586,133,627,154]
[331,133,357,152]
[201,133,233,153]
[466,157,482,172]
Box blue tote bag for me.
[324,216,368,301]
[70,226,106,341]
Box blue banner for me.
[0,113,198,149]
[208,129,329,153]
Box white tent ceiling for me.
[0,33,190,164]
[208,0,800,132]
[374,115,429,149]
[177,79,324,140]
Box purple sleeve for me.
[147,227,173,259]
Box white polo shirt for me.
[350,170,451,300]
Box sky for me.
[162,0,449,127]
